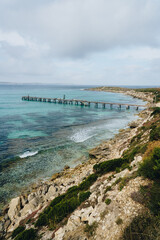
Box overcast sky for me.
[0,0,160,85]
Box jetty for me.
[22,96,146,110]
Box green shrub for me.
[14,229,36,240]
[150,127,160,141]
[151,107,160,116]
[115,167,120,173]
[35,213,48,227]
[116,217,123,225]
[105,186,112,193]
[105,198,111,205]
[12,226,25,239]
[79,191,91,203]
[121,163,132,171]
[139,147,160,180]
[49,194,65,208]
[79,174,98,191]
[93,158,125,175]
[67,186,79,193]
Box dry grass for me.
[143,141,160,160]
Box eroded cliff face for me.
[0,107,153,240]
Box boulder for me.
[45,185,57,201]
[8,197,20,221]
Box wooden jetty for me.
[22,96,146,110]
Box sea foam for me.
[69,128,96,143]
[19,150,38,159]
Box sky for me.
[0,0,160,86]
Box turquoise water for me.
[0,84,146,207]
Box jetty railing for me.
[22,96,146,110]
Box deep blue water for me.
[0,84,146,208]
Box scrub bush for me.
[93,158,125,174]
[78,174,98,190]
[150,126,160,141]
[14,229,36,240]
[79,191,91,203]
[139,147,160,180]
[12,226,25,239]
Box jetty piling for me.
[22,96,145,110]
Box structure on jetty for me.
[22,96,146,110]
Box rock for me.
[28,193,36,202]
[81,206,94,222]
[4,220,11,229]
[0,222,4,232]
[8,197,20,221]
[69,215,81,226]
[129,122,138,128]
[63,165,70,171]
[21,195,28,207]
[45,185,57,201]
[4,214,9,221]
[51,172,61,181]
[42,185,49,195]
[3,205,9,215]
[54,227,66,240]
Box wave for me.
[69,128,96,143]
[19,150,38,159]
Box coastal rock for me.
[45,185,57,201]
[28,193,36,202]
[8,197,20,221]
[54,227,66,240]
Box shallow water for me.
[0,84,146,207]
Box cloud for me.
[1,0,160,58]
[0,0,160,85]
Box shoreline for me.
[86,86,155,106]
[0,88,154,239]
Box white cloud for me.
[0,30,25,46]
[116,47,160,61]
[0,0,160,85]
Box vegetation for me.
[135,88,160,103]
[79,174,98,191]
[105,198,111,205]
[84,221,98,237]
[105,186,112,193]
[93,158,125,175]
[12,226,25,239]
[139,147,160,180]
[118,177,130,191]
[151,107,160,116]
[116,217,123,225]
[150,126,160,141]
[79,191,91,203]
[14,229,36,240]
[122,213,160,240]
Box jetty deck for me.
[22,96,146,110]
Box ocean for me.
[0,84,146,209]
